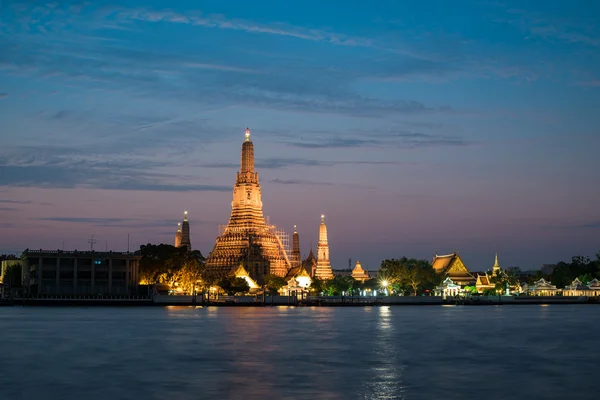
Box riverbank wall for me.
[1,295,594,307]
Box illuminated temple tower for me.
[204,128,291,281]
[180,211,191,251]
[314,215,334,279]
[174,222,182,248]
[291,225,301,267]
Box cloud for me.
[576,80,600,87]
[270,178,373,189]
[282,129,474,149]
[117,9,374,49]
[202,157,411,169]
[0,207,17,211]
[35,217,133,224]
[0,93,8,99]
[574,221,600,229]
[0,199,33,204]
[0,158,231,192]
[270,179,333,186]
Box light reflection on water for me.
[0,305,598,400]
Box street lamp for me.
[381,279,389,296]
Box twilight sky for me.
[1,0,599,271]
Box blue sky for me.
[1,0,599,271]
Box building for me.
[475,253,502,293]
[290,225,301,267]
[174,222,182,248]
[434,277,462,299]
[563,278,600,297]
[282,264,312,295]
[523,278,559,296]
[431,251,475,287]
[351,260,370,282]
[314,215,334,279]
[180,211,191,251]
[204,128,292,282]
[21,249,141,295]
[475,274,494,293]
[302,248,317,277]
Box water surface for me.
[0,305,597,399]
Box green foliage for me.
[379,257,439,295]
[323,276,357,296]
[217,276,250,295]
[137,243,205,290]
[3,264,22,287]
[310,277,326,295]
[463,285,478,294]
[490,268,519,293]
[264,274,287,294]
[549,254,600,288]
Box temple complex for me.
[314,215,334,279]
[475,253,502,292]
[351,260,370,282]
[204,128,291,282]
[174,222,182,248]
[291,225,301,267]
[181,211,191,251]
[431,251,475,287]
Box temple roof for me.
[351,261,369,278]
[431,253,456,272]
[476,274,492,286]
[285,265,311,280]
[432,252,474,279]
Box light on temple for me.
[245,127,251,140]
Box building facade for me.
[21,249,141,295]
[431,252,475,286]
[204,128,291,282]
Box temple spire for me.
[315,214,333,279]
[240,127,255,176]
[181,211,191,251]
[291,224,301,267]
[174,222,182,248]
[492,252,501,273]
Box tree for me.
[379,257,438,295]
[310,277,327,295]
[217,276,250,295]
[264,274,286,294]
[137,243,204,287]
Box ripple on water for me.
[0,305,598,400]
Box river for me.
[0,305,597,399]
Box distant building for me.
[522,278,559,296]
[351,261,370,282]
[21,249,141,295]
[290,225,301,267]
[314,215,334,279]
[180,211,191,251]
[431,251,475,287]
[302,248,317,277]
[563,278,600,297]
[174,222,182,248]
